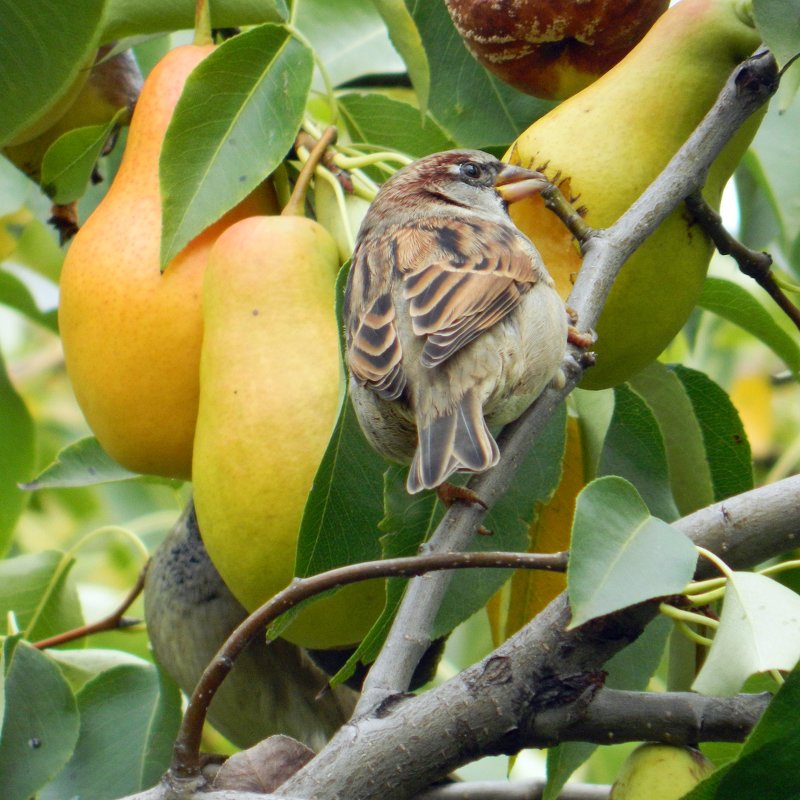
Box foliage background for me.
[0,0,799,797]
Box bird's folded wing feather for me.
[345,216,541,397]
[399,217,541,367]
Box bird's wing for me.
[344,231,407,401]
[396,217,541,367]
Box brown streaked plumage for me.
[344,150,567,494]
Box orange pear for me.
[59,45,276,479]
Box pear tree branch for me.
[122,452,799,800]
[268,474,800,800]
[171,550,568,778]
[118,50,784,800]
[356,49,780,715]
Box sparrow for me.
[343,149,568,494]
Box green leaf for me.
[0,640,79,800]
[629,362,714,516]
[338,405,568,678]
[294,0,404,89]
[339,92,457,158]
[22,436,143,489]
[40,663,181,800]
[777,57,800,112]
[545,616,672,800]
[295,396,387,576]
[568,477,697,628]
[714,741,800,800]
[753,0,800,69]
[598,384,680,522]
[40,109,127,204]
[572,388,615,480]
[9,217,64,284]
[670,365,754,502]
[699,277,800,376]
[693,572,800,695]
[0,346,35,554]
[332,464,440,681]
[101,0,287,40]
[159,24,313,268]
[0,551,83,642]
[0,0,106,146]
[48,648,150,694]
[408,0,553,147]
[736,152,783,251]
[740,663,800,754]
[371,0,430,112]
[0,269,58,332]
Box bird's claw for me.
[436,482,488,511]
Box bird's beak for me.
[494,164,549,204]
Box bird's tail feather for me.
[407,390,499,493]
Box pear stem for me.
[193,0,212,46]
[282,126,338,218]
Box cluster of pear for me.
[58,44,383,649]
[59,0,765,652]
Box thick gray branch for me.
[357,50,779,715]
[275,474,799,800]
[527,689,770,748]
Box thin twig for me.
[685,190,800,332]
[33,564,147,650]
[170,550,568,779]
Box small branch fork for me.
[170,551,568,778]
[685,191,800,332]
[32,565,147,650]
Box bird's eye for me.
[460,161,482,181]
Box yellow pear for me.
[505,0,765,389]
[192,211,384,649]
[59,45,276,479]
